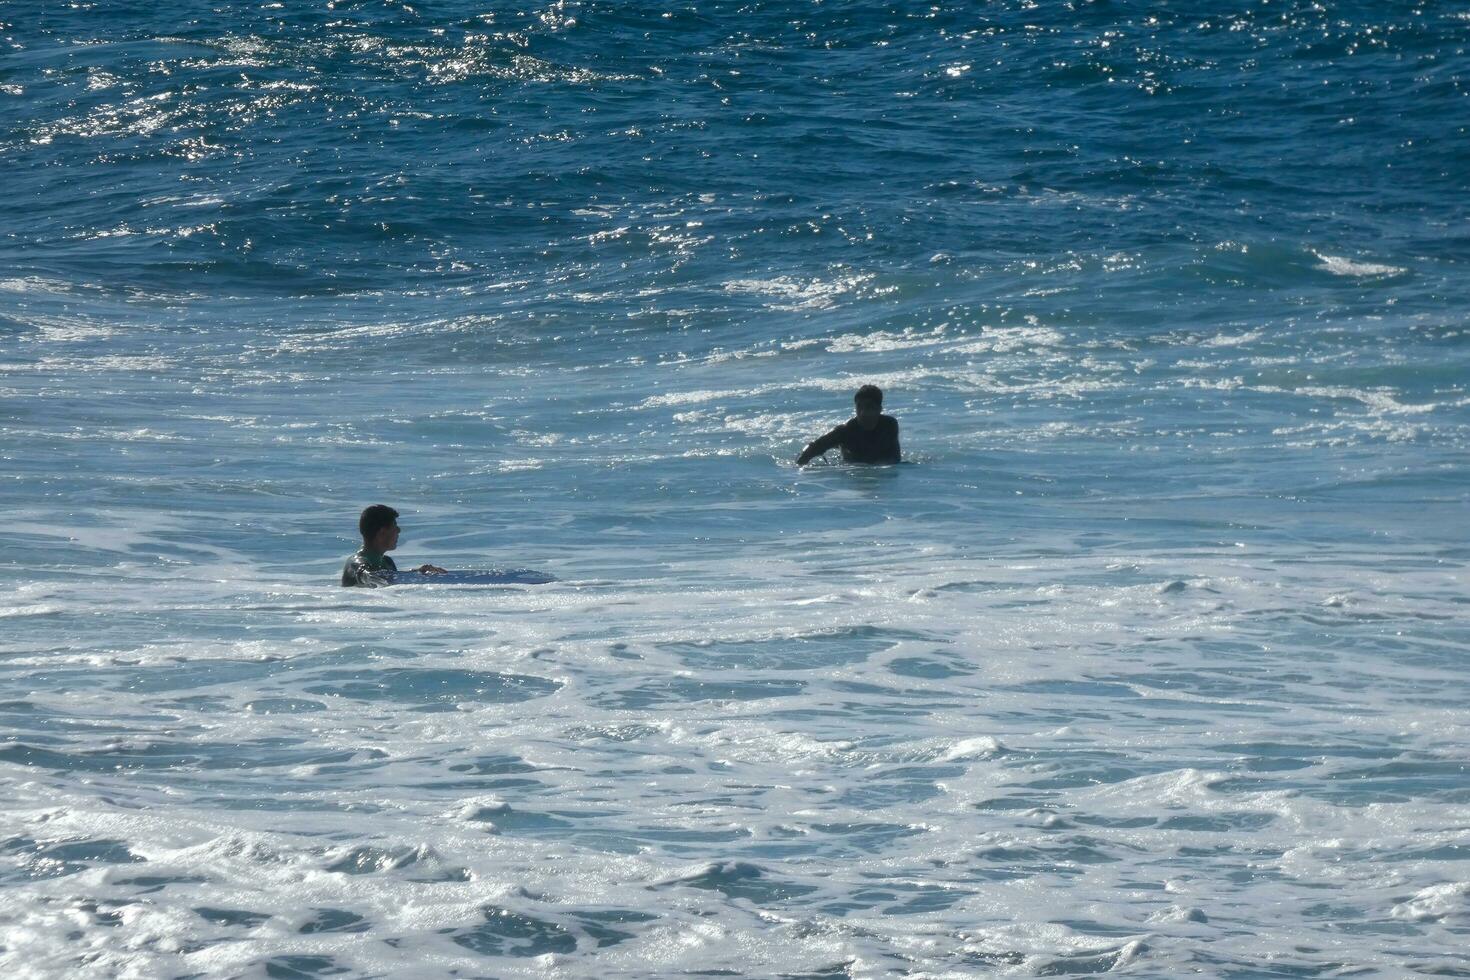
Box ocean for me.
[2,1,1468,976]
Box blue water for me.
[3,2,1468,976]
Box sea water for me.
[2,2,1468,976]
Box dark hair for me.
[854,384,883,407]
[359,504,399,541]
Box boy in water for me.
[341,504,446,587]
[796,384,901,465]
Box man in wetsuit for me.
[341,504,446,587]
[796,384,901,466]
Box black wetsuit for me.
[341,548,397,587]
[801,415,901,464]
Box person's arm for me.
[796,425,845,466]
[392,554,446,575]
[883,419,901,463]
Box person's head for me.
[359,504,400,552]
[853,384,883,429]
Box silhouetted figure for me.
[341,504,446,587]
[796,384,901,465]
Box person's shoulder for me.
[881,414,899,429]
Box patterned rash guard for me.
[801,415,901,464]
[341,548,397,587]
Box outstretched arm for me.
[796,426,844,466]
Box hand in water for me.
[415,564,448,574]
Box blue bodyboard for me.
[388,569,556,586]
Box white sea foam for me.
[723,274,871,311]
[1391,882,1470,922]
[1315,253,1407,277]
[937,736,1006,762]
[3,530,1463,975]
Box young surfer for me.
[341,504,447,587]
[795,384,901,465]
